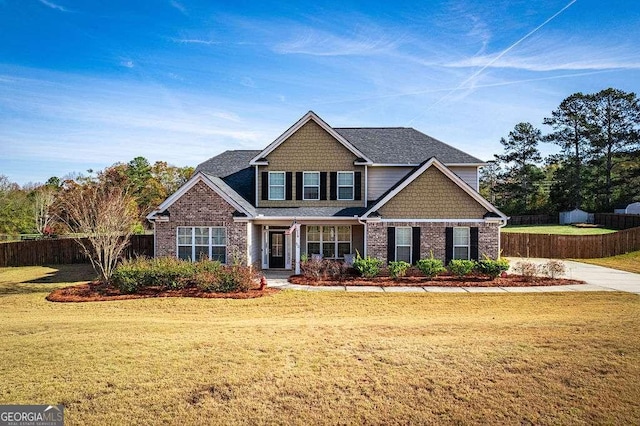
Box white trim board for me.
[249,111,373,166]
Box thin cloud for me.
[274,28,403,57]
[120,60,135,68]
[38,0,67,12]
[169,0,187,15]
[172,38,221,45]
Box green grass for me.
[502,224,617,235]
[577,250,640,274]
[1,265,639,425]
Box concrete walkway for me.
[264,258,640,295]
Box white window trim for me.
[395,226,412,264]
[453,226,470,260]
[302,171,320,201]
[337,171,355,201]
[306,225,352,259]
[176,226,227,263]
[268,171,286,201]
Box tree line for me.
[481,88,640,215]
[0,157,193,237]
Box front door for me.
[268,231,285,268]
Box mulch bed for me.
[289,274,585,287]
[46,282,279,302]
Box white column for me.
[295,224,301,275]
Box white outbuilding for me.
[559,208,593,224]
[625,202,640,215]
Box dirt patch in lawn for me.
[289,274,584,287]
[46,282,279,302]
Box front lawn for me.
[577,250,640,274]
[502,224,617,235]
[1,265,639,424]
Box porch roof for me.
[254,206,367,218]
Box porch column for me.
[294,224,301,275]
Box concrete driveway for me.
[508,257,640,295]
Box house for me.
[147,111,508,273]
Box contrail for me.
[408,0,579,124]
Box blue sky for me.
[1,0,639,185]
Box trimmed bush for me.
[476,257,510,279]
[542,259,566,279]
[109,257,254,293]
[513,261,540,282]
[353,253,383,278]
[448,259,476,278]
[388,261,410,280]
[416,254,446,278]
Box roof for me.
[196,150,261,177]
[334,128,483,165]
[255,207,367,218]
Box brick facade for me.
[366,221,501,264]
[258,120,365,207]
[155,180,247,262]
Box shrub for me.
[110,263,140,293]
[542,259,566,279]
[513,261,541,282]
[353,253,383,278]
[448,259,476,278]
[388,261,410,280]
[416,253,446,278]
[324,260,351,282]
[476,257,510,280]
[300,257,324,281]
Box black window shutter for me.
[445,227,453,265]
[470,227,479,261]
[261,172,268,200]
[295,172,303,200]
[354,172,362,200]
[320,172,327,200]
[330,172,337,200]
[387,227,395,264]
[412,227,421,264]
[286,172,293,201]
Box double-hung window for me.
[306,225,352,259]
[268,172,285,200]
[337,171,354,200]
[395,227,412,263]
[453,227,470,260]
[303,172,320,200]
[177,226,226,263]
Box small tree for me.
[32,186,56,235]
[57,181,137,283]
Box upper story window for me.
[453,227,470,260]
[269,172,285,200]
[337,171,354,200]
[303,172,320,200]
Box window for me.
[306,225,351,259]
[395,227,412,263]
[453,227,470,260]
[269,172,285,200]
[303,172,320,200]
[177,227,226,263]
[337,171,354,200]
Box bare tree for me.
[57,182,137,283]
[33,186,56,235]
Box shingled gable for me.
[146,171,255,221]
[249,111,373,166]
[362,157,507,220]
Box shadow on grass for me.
[0,264,97,296]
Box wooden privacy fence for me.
[0,235,154,267]
[507,214,557,225]
[594,213,640,230]
[500,227,640,259]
